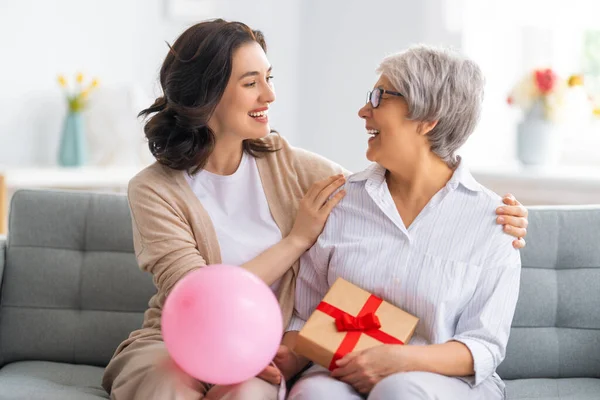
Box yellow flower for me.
[80,89,90,98]
[57,75,68,88]
[568,74,584,87]
[91,78,99,88]
[593,107,600,117]
[76,72,84,84]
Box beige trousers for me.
[103,339,279,400]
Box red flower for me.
[507,96,514,105]
[534,68,557,94]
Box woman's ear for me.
[417,120,438,136]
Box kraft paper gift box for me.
[294,277,419,370]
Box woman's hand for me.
[257,363,282,385]
[257,345,301,385]
[289,174,346,250]
[331,345,404,395]
[273,345,301,382]
[240,174,345,285]
[497,194,529,249]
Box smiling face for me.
[208,41,276,140]
[358,74,433,170]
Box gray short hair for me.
[376,45,484,167]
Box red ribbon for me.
[316,294,404,370]
[335,312,381,332]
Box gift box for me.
[294,277,419,370]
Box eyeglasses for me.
[366,87,404,108]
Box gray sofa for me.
[0,189,598,399]
[0,190,155,399]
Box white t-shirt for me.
[185,152,283,292]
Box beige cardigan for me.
[113,134,345,357]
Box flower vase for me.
[516,102,564,166]
[58,111,87,167]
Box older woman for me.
[284,45,519,400]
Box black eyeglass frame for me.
[366,87,404,108]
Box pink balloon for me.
[162,264,283,385]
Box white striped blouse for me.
[287,161,521,387]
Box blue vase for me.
[58,111,87,167]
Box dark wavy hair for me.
[139,19,277,173]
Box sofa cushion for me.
[506,378,600,399]
[0,361,108,399]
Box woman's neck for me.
[204,137,245,176]
[385,153,454,208]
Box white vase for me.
[516,103,564,166]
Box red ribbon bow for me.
[335,313,381,332]
[316,294,404,370]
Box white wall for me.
[0,0,472,171]
[2,0,597,172]
[294,0,459,172]
[1,0,171,166]
[0,0,301,167]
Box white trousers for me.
[287,364,505,400]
